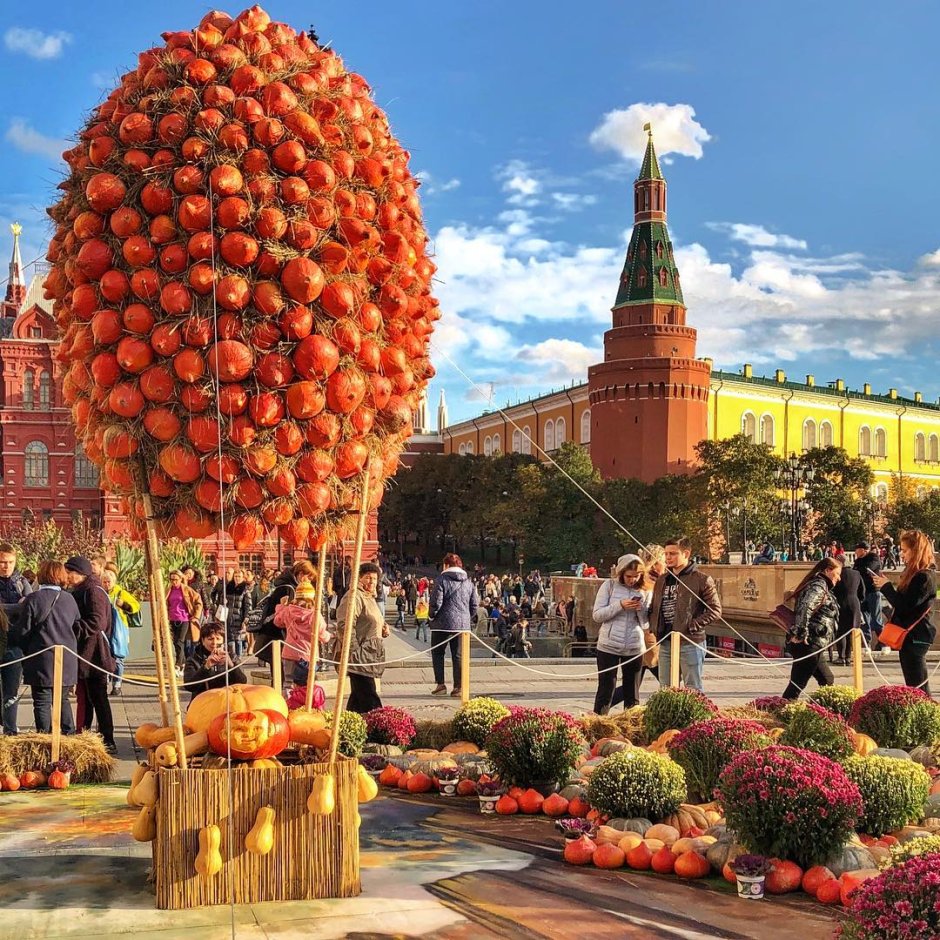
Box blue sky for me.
[3,2,940,425]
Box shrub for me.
[485,708,586,786]
[838,851,940,940]
[809,684,860,719]
[886,834,940,868]
[751,695,790,717]
[586,749,686,820]
[667,717,770,803]
[849,686,940,751]
[843,755,932,837]
[323,710,367,758]
[642,688,718,741]
[363,706,417,748]
[717,745,862,868]
[779,702,855,761]
[452,697,511,748]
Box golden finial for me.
[643,122,652,136]
[10,222,22,237]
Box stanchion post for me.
[852,627,864,695]
[328,456,373,765]
[272,639,282,693]
[460,630,471,703]
[670,631,681,688]
[305,544,329,711]
[51,645,63,763]
[148,570,170,726]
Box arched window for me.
[23,369,34,410]
[458,443,467,456]
[483,435,492,457]
[874,427,886,458]
[930,434,939,463]
[802,419,817,451]
[915,432,926,462]
[492,433,501,454]
[741,412,757,443]
[760,414,775,446]
[819,421,833,447]
[25,441,49,487]
[512,429,522,453]
[658,266,668,287]
[544,419,555,452]
[465,441,474,454]
[555,417,566,446]
[38,371,51,411]
[74,443,99,489]
[521,426,532,455]
[859,426,872,457]
[580,409,592,444]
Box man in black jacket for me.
[833,565,865,665]
[853,542,883,646]
[185,622,247,696]
[66,557,116,753]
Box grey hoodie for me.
[428,567,479,632]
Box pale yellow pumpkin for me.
[185,684,287,734]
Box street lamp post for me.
[774,453,814,561]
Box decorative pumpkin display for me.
[595,825,624,847]
[405,772,433,794]
[517,789,544,815]
[617,833,644,854]
[47,768,71,790]
[839,869,880,906]
[133,770,158,806]
[242,758,283,769]
[132,804,158,842]
[456,778,478,797]
[822,842,877,877]
[645,823,680,846]
[18,771,46,790]
[356,764,378,803]
[208,709,290,760]
[245,806,276,855]
[592,843,625,869]
[127,763,148,805]
[651,845,677,874]
[619,817,653,835]
[195,824,224,877]
[816,878,843,904]
[378,764,402,787]
[442,741,480,755]
[625,841,653,870]
[541,793,569,817]
[45,6,439,548]
[0,773,21,791]
[851,732,879,756]
[307,774,335,815]
[185,684,287,734]
[563,834,596,865]
[288,707,330,748]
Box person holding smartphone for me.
[184,621,247,697]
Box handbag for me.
[879,607,931,651]
[768,603,796,633]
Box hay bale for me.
[0,731,116,783]
[578,706,648,746]
[719,704,784,731]
[411,718,455,751]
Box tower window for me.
[639,241,648,261]
[30,326,41,339]
[656,241,664,258]
[25,441,49,487]
[39,371,51,411]
[636,269,648,288]
[659,266,669,287]
[23,369,34,410]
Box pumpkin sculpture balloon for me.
[44,6,438,548]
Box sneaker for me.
[105,741,119,755]
[431,684,447,695]
[450,687,462,697]
[110,683,122,695]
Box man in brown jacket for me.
[649,536,721,692]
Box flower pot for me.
[478,795,499,814]
[439,781,458,797]
[735,875,766,900]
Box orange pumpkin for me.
[518,789,544,815]
[593,843,625,869]
[851,731,879,756]
[406,772,433,793]
[186,683,287,733]
[378,764,402,787]
[802,865,835,896]
[816,878,843,904]
[442,741,479,755]
[48,769,71,790]
[721,860,736,884]
[568,796,591,818]
[651,846,676,874]
[456,778,478,796]
[495,795,519,815]
[287,707,329,747]
[625,842,653,870]
[674,850,710,879]
[396,770,414,790]
[839,869,880,906]
[207,709,290,760]
[542,793,569,817]
[766,859,803,894]
[18,771,45,789]
[0,773,20,791]
[563,835,596,865]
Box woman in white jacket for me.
[592,554,651,714]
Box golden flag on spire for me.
[643,122,652,134]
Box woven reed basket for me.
[153,757,361,909]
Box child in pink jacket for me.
[273,580,330,683]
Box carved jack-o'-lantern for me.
[207,709,291,761]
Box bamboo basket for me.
[153,757,360,909]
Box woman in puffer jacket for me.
[781,557,841,699]
[592,554,651,714]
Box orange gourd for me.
[766,859,803,895]
[378,764,402,787]
[673,851,710,879]
[456,778,478,797]
[816,878,843,904]
[802,865,835,896]
[542,793,569,817]
[592,843,625,869]
[406,772,433,793]
[396,770,414,790]
[645,823,680,846]
[495,795,519,815]
[568,796,590,818]
[517,788,544,815]
[651,846,677,874]
[563,835,596,866]
[625,842,653,870]
[721,860,736,884]
[839,869,880,906]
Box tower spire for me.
[437,389,448,433]
[638,123,663,181]
[5,222,26,310]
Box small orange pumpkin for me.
[593,843,625,869]
[563,834,596,865]
[378,764,402,787]
[542,793,569,817]
[495,794,519,815]
[674,850,711,879]
[406,772,433,793]
[518,788,544,815]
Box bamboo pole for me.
[51,645,63,763]
[328,457,373,764]
[140,491,189,770]
[460,631,470,704]
[149,568,170,727]
[305,544,329,710]
[852,627,864,695]
[272,639,282,693]
[670,631,681,687]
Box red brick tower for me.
[587,126,710,481]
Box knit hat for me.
[294,581,316,602]
[614,553,642,577]
[64,556,93,577]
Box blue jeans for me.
[415,620,429,642]
[31,685,75,735]
[658,637,706,691]
[1,648,24,735]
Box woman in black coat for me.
[10,560,80,734]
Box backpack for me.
[99,587,129,659]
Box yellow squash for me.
[131,804,157,842]
[245,806,276,855]
[307,774,335,815]
[134,723,176,749]
[195,824,223,877]
[134,770,158,806]
[127,763,148,806]
[356,765,378,803]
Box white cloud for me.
[920,248,940,267]
[589,102,712,163]
[707,222,807,251]
[414,170,461,196]
[5,119,66,161]
[515,339,603,384]
[4,27,71,60]
[551,192,598,212]
[497,160,542,206]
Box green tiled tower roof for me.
[638,127,663,180]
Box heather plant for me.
[751,695,790,717]
[485,708,586,786]
[364,706,417,748]
[849,686,940,751]
[667,717,770,803]
[843,756,931,837]
[838,852,940,940]
[452,697,511,748]
[587,749,686,820]
[642,687,719,741]
[809,684,860,719]
[717,745,863,868]
[779,702,855,762]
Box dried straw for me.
[0,731,116,782]
[153,756,360,909]
[411,718,455,751]
[719,704,785,730]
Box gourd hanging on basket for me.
[308,774,335,815]
[195,825,223,877]
[245,806,276,855]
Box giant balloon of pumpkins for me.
[127,684,377,875]
[43,4,438,549]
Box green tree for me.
[802,447,874,546]
[884,475,940,540]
